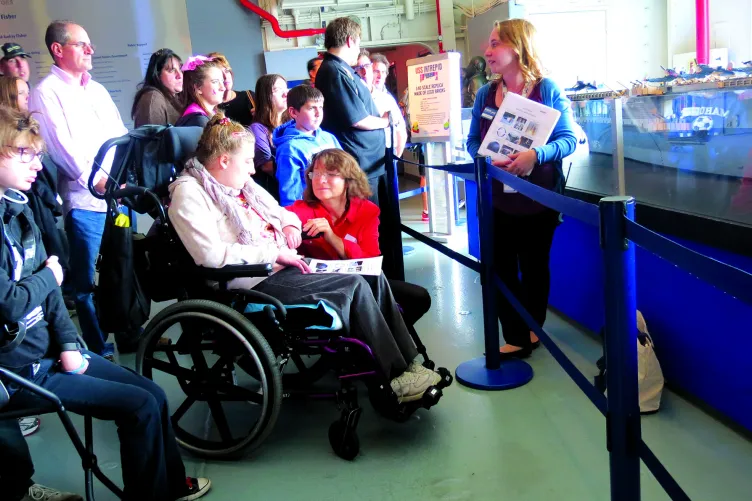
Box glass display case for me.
[567,79,752,228]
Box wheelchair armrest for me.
[234,289,288,319]
[0,366,63,412]
[193,263,274,280]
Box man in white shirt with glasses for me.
[30,20,127,360]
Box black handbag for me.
[95,201,150,336]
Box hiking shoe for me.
[390,371,433,403]
[19,416,40,437]
[176,477,211,501]
[21,484,82,501]
[407,361,442,385]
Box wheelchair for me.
[91,125,453,461]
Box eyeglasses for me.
[65,41,95,52]
[307,171,342,181]
[353,63,372,71]
[5,146,44,163]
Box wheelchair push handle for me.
[88,134,132,200]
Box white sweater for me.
[168,175,302,289]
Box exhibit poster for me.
[406,52,462,144]
[0,0,192,129]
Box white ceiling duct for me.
[279,0,396,9]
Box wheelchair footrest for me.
[435,367,453,389]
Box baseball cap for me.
[1,43,31,60]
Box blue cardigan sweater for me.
[467,77,577,165]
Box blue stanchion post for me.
[455,157,534,390]
[600,196,641,501]
[385,125,406,281]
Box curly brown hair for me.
[195,112,255,165]
[302,149,371,203]
[0,106,44,157]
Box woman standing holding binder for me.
[467,19,577,359]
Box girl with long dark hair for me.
[249,74,287,196]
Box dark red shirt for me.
[287,198,381,259]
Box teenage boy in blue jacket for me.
[273,85,341,206]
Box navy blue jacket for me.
[0,199,78,371]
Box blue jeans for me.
[5,353,187,500]
[65,209,107,354]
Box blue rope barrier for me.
[400,224,481,273]
[391,153,699,501]
[625,219,752,308]
[486,162,600,227]
[399,187,426,200]
[639,441,692,501]
[493,276,608,415]
[399,157,476,175]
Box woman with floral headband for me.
[175,55,226,128]
[169,114,445,404]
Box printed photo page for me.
[478,92,561,191]
[309,256,383,276]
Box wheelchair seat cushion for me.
[243,300,343,332]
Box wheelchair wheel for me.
[135,299,282,459]
[328,420,359,460]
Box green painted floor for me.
[25,192,752,501]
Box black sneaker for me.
[176,477,211,501]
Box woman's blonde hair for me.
[0,76,25,111]
[206,52,231,72]
[0,106,44,157]
[494,19,545,84]
[303,149,372,202]
[195,112,255,165]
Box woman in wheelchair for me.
[0,107,211,501]
[168,113,443,403]
[286,148,431,329]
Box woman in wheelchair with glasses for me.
[0,107,210,501]
[168,113,443,403]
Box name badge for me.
[481,106,498,120]
[344,234,358,243]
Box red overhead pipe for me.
[239,0,325,38]
[695,0,709,64]
[435,0,444,53]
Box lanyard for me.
[501,79,533,101]
[2,214,35,282]
[3,230,23,281]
